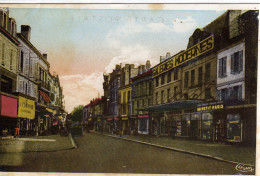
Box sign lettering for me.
[153,35,214,77]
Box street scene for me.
[0,5,258,175]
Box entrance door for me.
[190,120,199,139]
[215,119,227,142]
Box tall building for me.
[0,8,19,134]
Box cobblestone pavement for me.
[98,131,256,166]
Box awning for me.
[39,90,51,103]
[46,108,57,114]
[0,94,18,118]
[147,100,203,112]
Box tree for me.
[71,105,84,122]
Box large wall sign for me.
[18,96,35,119]
[152,35,214,77]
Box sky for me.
[9,7,225,113]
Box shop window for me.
[205,63,211,82]
[175,116,182,136]
[201,113,213,139]
[184,71,189,88]
[191,69,195,87]
[181,115,190,136]
[167,72,171,83]
[198,66,203,86]
[231,50,243,74]
[227,114,241,142]
[139,118,148,132]
[218,56,227,78]
[174,69,178,80]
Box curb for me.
[93,132,255,167]
[69,133,78,149]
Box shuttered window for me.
[231,50,243,74]
[218,56,227,78]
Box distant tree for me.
[71,105,84,122]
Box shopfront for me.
[137,115,149,134]
[17,96,36,135]
[0,94,18,135]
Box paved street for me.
[0,133,253,174]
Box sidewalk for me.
[0,133,76,153]
[95,131,255,166]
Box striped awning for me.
[39,90,51,103]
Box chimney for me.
[43,53,47,60]
[21,25,31,41]
[166,52,171,59]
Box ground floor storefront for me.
[148,101,256,145]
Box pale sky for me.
[9,7,225,113]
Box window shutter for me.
[19,80,23,92]
[217,90,221,100]
[239,50,243,72]
[28,83,31,95]
[238,85,242,100]
[231,54,234,74]
[218,59,222,78]
[223,57,227,76]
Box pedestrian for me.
[15,127,20,138]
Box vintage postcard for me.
[0,3,258,176]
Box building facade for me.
[0,8,19,135]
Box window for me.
[137,100,139,108]
[10,50,13,70]
[220,88,228,101]
[127,91,130,101]
[142,99,144,107]
[184,71,189,88]
[155,92,158,104]
[230,85,242,100]
[1,75,12,94]
[174,86,178,99]
[191,70,195,87]
[205,63,211,82]
[3,13,6,29]
[174,69,178,80]
[167,72,171,83]
[156,77,159,87]
[218,56,227,78]
[148,81,152,95]
[231,51,243,74]
[205,88,211,99]
[167,88,170,102]
[148,98,151,106]
[161,90,164,104]
[2,43,5,65]
[20,51,24,72]
[161,74,165,85]
[198,67,203,86]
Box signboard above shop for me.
[197,101,224,112]
[152,35,214,77]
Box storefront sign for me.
[138,115,149,118]
[197,102,224,112]
[0,95,17,118]
[18,96,35,119]
[153,35,214,77]
[197,104,223,112]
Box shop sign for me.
[197,102,224,112]
[0,95,17,118]
[152,35,214,77]
[138,115,149,118]
[18,96,35,119]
